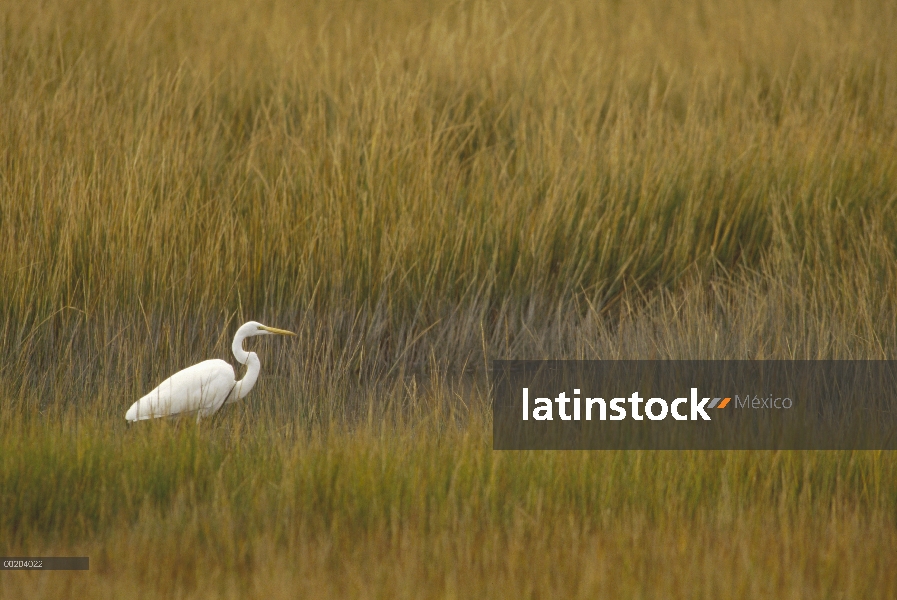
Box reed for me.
[1,0,896,596]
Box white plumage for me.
[125,321,296,423]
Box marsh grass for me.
[2,0,897,597]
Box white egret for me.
[125,321,296,422]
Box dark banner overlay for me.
[492,361,897,450]
[1,557,89,570]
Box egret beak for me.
[258,325,297,336]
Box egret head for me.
[239,320,297,338]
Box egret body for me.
[125,321,296,422]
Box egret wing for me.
[126,359,235,421]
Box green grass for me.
[4,405,897,597]
[1,0,897,596]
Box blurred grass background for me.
[1,0,897,597]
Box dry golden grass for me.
[2,0,897,597]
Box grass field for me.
[2,0,897,597]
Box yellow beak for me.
[259,325,297,336]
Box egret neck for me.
[230,323,262,401]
